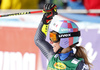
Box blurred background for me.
[0,0,100,70]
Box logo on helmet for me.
[59,34,71,38]
[61,29,71,32]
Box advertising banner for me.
[0,27,39,70]
[80,29,99,70]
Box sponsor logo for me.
[59,34,71,38]
[47,67,55,70]
[54,62,66,69]
[53,23,58,28]
[42,24,48,36]
[82,64,89,70]
[71,58,80,64]
[61,29,70,32]
[0,51,36,70]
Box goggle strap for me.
[71,31,80,37]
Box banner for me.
[80,29,99,70]
[0,27,39,70]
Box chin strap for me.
[55,47,63,54]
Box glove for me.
[42,3,58,24]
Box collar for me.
[59,50,73,61]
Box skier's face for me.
[50,41,60,53]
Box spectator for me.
[0,0,1,8]
[83,0,100,16]
[62,0,68,9]
[67,0,85,9]
[0,0,39,9]
[51,0,64,9]
[39,0,45,9]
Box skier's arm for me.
[34,3,58,60]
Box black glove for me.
[42,3,58,24]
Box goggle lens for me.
[50,32,58,42]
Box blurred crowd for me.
[0,0,84,9]
[0,0,100,16]
[0,0,39,9]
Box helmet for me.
[50,20,80,48]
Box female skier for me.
[34,3,92,70]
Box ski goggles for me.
[49,31,80,43]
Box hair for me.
[70,44,93,70]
